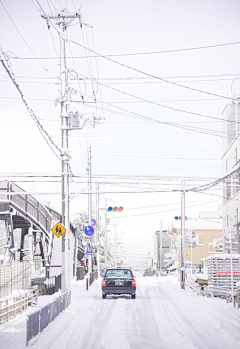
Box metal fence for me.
[0,260,31,298]
[0,181,52,236]
[31,275,61,296]
[90,270,98,286]
[26,291,71,347]
[31,265,62,296]
[0,286,38,324]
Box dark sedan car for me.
[102,268,136,299]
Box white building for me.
[222,81,240,253]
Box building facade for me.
[222,99,240,253]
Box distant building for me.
[169,222,222,266]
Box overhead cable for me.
[0,46,62,160]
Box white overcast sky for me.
[0,0,239,258]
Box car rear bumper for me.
[102,286,136,295]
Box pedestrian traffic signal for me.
[108,206,123,212]
[175,216,187,220]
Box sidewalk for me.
[0,279,90,349]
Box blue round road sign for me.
[84,225,94,236]
[174,216,179,220]
[91,219,97,227]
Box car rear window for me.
[105,269,132,277]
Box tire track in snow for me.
[153,282,240,349]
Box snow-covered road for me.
[1,276,240,349]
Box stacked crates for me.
[207,254,240,290]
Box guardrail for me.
[26,291,71,347]
[185,279,202,295]
[203,285,236,299]
[0,286,38,324]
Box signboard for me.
[215,272,240,277]
[84,225,94,236]
[91,219,97,227]
[51,222,66,238]
[86,243,92,255]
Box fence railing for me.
[0,286,38,324]
[0,181,52,236]
[31,275,61,296]
[0,260,31,298]
[26,291,71,347]
[90,270,98,286]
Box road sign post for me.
[225,226,237,307]
[180,181,186,290]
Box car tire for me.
[102,293,106,299]
[131,294,136,299]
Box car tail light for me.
[131,280,136,287]
[102,279,106,287]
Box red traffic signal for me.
[108,206,123,212]
[175,216,187,220]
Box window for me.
[105,269,132,277]
[198,234,204,245]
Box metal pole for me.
[96,182,100,277]
[191,244,193,279]
[87,145,92,290]
[230,230,234,306]
[104,198,107,270]
[157,231,160,276]
[160,219,162,274]
[114,224,117,267]
[181,181,185,290]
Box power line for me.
[74,71,239,128]
[68,39,238,102]
[0,0,47,71]
[32,3,238,102]
[9,40,240,59]
[0,46,62,160]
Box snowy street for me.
[2,276,239,349]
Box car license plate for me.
[115,281,123,286]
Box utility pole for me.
[160,219,162,274]
[96,182,100,277]
[87,145,92,288]
[180,180,186,290]
[41,10,82,294]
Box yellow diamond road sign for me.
[51,222,66,238]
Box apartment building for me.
[222,86,240,253]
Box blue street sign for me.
[86,243,92,255]
[84,225,94,236]
[175,216,179,220]
[83,253,88,259]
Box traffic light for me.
[175,216,187,220]
[108,206,123,212]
